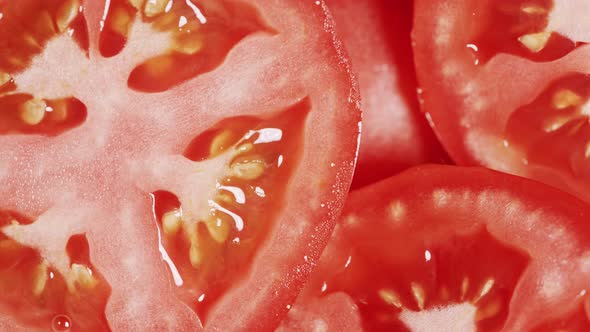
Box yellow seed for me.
[162,209,182,236]
[552,89,583,109]
[461,277,470,300]
[173,34,204,55]
[153,12,178,30]
[473,278,495,304]
[56,0,81,32]
[210,130,234,156]
[32,262,48,296]
[189,242,203,268]
[128,0,146,10]
[144,0,170,17]
[216,193,234,204]
[544,116,572,132]
[70,263,99,291]
[518,31,551,53]
[475,298,502,321]
[20,98,47,125]
[236,143,254,154]
[585,142,590,159]
[22,33,41,48]
[109,7,133,36]
[35,11,57,35]
[378,289,402,309]
[0,72,10,86]
[410,282,426,310]
[231,157,266,180]
[388,200,406,222]
[521,5,547,15]
[205,215,231,243]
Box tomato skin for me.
[280,165,590,331]
[326,0,448,189]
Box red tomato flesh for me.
[326,0,448,189]
[281,165,590,331]
[0,0,360,330]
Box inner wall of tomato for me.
[0,0,341,330]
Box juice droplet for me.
[52,314,72,332]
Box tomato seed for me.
[144,0,170,18]
[162,209,183,236]
[518,31,552,53]
[411,282,426,310]
[20,98,47,125]
[552,89,584,109]
[378,289,403,309]
[55,0,80,33]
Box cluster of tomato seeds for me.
[506,74,590,175]
[0,211,111,331]
[152,100,308,319]
[469,0,577,64]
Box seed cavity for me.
[518,31,551,53]
[20,98,47,125]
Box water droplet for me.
[52,314,71,332]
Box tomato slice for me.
[0,0,360,330]
[413,0,590,201]
[326,0,448,189]
[280,165,590,331]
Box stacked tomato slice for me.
[3,0,590,331]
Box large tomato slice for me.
[413,0,590,201]
[326,0,447,189]
[0,0,360,330]
[280,165,590,331]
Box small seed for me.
[144,0,170,17]
[128,0,146,10]
[205,214,231,243]
[521,5,547,15]
[20,98,47,125]
[162,209,182,236]
[461,277,469,300]
[552,89,583,109]
[378,289,402,309]
[70,264,99,291]
[22,33,41,48]
[585,142,590,159]
[35,11,57,35]
[473,278,495,304]
[210,130,234,156]
[410,282,426,310]
[173,34,204,55]
[236,143,254,154]
[56,0,81,32]
[518,31,551,53]
[0,72,10,86]
[32,262,49,296]
[231,156,266,180]
[189,242,203,268]
[109,7,133,36]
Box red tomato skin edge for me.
[348,164,590,226]
[204,2,361,331]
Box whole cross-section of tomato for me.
[280,165,590,331]
[326,0,447,189]
[0,0,361,331]
[413,0,590,202]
